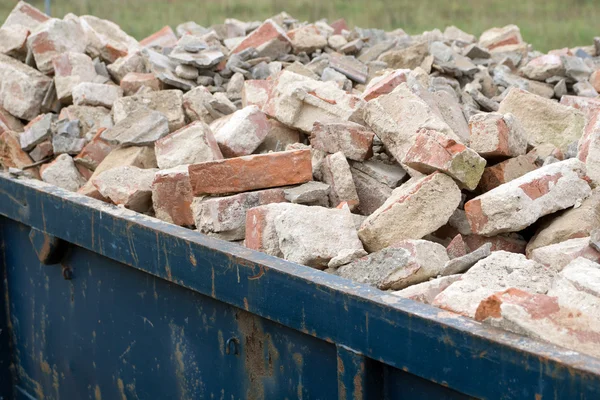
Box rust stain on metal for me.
[162,242,172,280]
[248,265,265,280]
[353,362,365,400]
[211,267,216,297]
[117,378,127,400]
[218,330,225,356]
[337,355,346,400]
[52,366,59,398]
[40,356,51,374]
[126,223,139,266]
[169,322,201,399]
[94,384,102,400]
[237,310,276,400]
[293,353,304,400]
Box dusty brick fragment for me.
[432,251,556,318]
[53,52,99,103]
[576,109,600,185]
[2,1,49,31]
[377,42,428,70]
[74,128,117,170]
[29,141,53,162]
[559,95,600,120]
[498,88,585,152]
[283,181,330,205]
[242,80,273,108]
[0,107,23,134]
[446,234,469,259]
[350,168,392,216]
[441,243,492,276]
[41,154,85,191]
[321,152,360,210]
[155,121,223,170]
[101,108,169,146]
[107,52,147,83]
[0,131,38,177]
[527,189,600,255]
[120,73,162,96]
[358,172,461,252]
[189,149,312,195]
[152,165,194,227]
[403,128,486,190]
[192,188,287,240]
[245,203,364,268]
[468,112,527,158]
[78,146,157,200]
[231,19,291,57]
[79,15,141,63]
[255,119,301,153]
[560,257,600,297]
[392,275,462,305]
[349,160,407,188]
[288,24,327,54]
[26,18,86,74]
[338,240,449,290]
[213,106,269,158]
[113,89,185,133]
[329,19,348,35]
[478,155,538,192]
[465,159,591,236]
[479,25,523,50]
[0,53,52,121]
[364,83,462,165]
[19,113,55,151]
[527,143,564,166]
[93,166,157,212]
[361,69,410,101]
[464,234,527,254]
[72,83,123,109]
[140,26,178,48]
[0,25,29,59]
[590,70,600,93]
[263,70,365,133]
[529,237,600,270]
[520,54,565,81]
[311,121,374,162]
[58,105,112,138]
[476,287,600,359]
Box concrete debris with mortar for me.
[1,1,600,359]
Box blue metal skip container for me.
[0,173,599,399]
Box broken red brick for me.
[140,25,178,48]
[311,121,374,161]
[188,149,313,195]
[120,72,162,96]
[74,128,117,170]
[361,69,410,101]
[478,155,538,192]
[230,19,291,55]
[0,130,39,178]
[446,234,469,259]
[152,166,194,227]
[403,128,486,190]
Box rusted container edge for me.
[0,173,599,399]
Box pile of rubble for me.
[1,1,600,358]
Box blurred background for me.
[1,0,598,52]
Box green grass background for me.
[1,0,598,52]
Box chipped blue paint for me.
[0,173,599,399]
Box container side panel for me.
[0,217,338,400]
